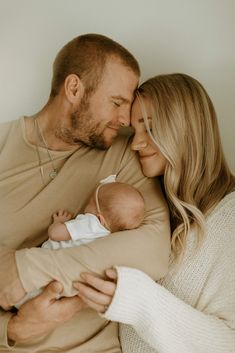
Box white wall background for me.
[0,0,234,171]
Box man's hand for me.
[7,281,86,343]
[0,248,26,309]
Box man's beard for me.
[56,94,110,150]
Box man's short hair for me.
[50,33,140,97]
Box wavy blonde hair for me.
[137,73,235,258]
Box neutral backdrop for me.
[0,0,234,171]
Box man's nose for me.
[118,108,130,127]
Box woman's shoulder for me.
[208,191,235,219]
[206,191,235,237]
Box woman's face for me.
[131,98,167,177]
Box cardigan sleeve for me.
[104,266,235,353]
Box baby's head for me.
[84,182,145,232]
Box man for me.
[0,34,170,352]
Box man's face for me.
[64,59,139,149]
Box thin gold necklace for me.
[34,118,58,184]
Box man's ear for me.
[64,74,85,104]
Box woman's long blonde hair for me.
[137,73,235,257]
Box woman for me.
[73,73,235,353]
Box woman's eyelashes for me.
[147,127,153,133]
[113,101,121,107]
[143,123,153,134]
[145,119,153,134]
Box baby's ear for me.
[97,213,106,226]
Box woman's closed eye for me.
[145,127,153,134]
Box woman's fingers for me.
[105,268,117,280]
[79,272,116,296]
[78,292,108,313]
[74,281,112,306]
[73,271,118,313]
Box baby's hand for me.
[52,210,73,224]
[48,211,73,241]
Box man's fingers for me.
[47,281,63,295]
[39,281,63,303]
[59,295,87,314]
[79,272,116,296]
[74,282,112,306]
[0,299,12,311]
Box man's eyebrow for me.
[111,95,131,104]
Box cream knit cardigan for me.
[104,192,235,353]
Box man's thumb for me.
[41,281,64,302]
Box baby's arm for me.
[48,210,73,241]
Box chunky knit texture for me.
[104,192,235,353]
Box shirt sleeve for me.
[104,266,235,353]
[0,309,15,349]
[15,148,171,298]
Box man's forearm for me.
[15,174,171,299]
[16,213,170,298]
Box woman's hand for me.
[73,268,117,313]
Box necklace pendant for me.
[49,169,58,179]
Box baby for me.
[44,177,145,249]
[15,176,145,307]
